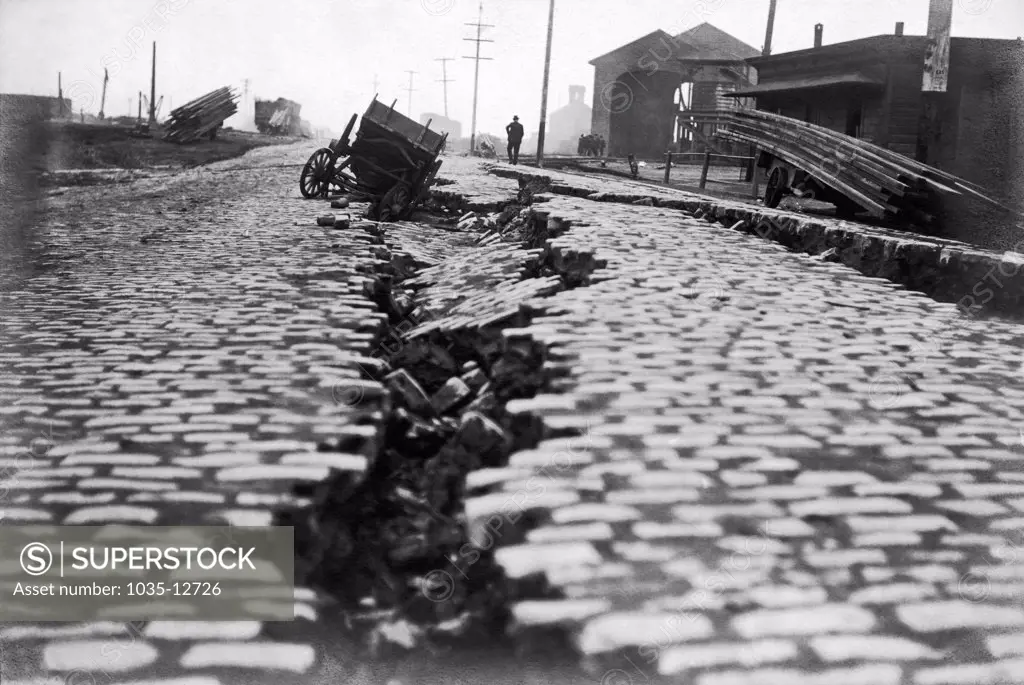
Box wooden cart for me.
[299,97,448,221]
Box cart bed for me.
[361,99,446,156]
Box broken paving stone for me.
[816,247,842,262]
[454,411,508,463]
[385,369,434,416]
[331,198,351,209]
[389,292,415,318]
[334,217,351,229]
[464,387,498,415]
[317,215,336,226]
[431,377,473,415]
[460,367,488,393]
[368,619,424,659]
[391,341,458,390]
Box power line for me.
[463,1,494,152]
[435,58,455,118]
[404,70,418,116]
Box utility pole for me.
[763,0,778,55]
[536,0,556,167]
[373,74,379,96]
[242,78,251,127]
[138,91,142,121]
[98,68,109,120]
[463,2,494,153]
[435,58,455,118]
[149,41,156,125]
[404,70,418,116]
[58,72,64,117]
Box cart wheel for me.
[327,157,354,194]
[764,166,789,208]
[378,184,412,222]
[300,148,335,199]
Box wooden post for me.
[699,150,712,189]
[750,150,760,199]
[664,150,672,183]
[149,42,157,125]
[536,0,556,167]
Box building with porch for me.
[729,27,1024,249]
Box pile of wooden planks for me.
[714,108,1017,226]
[163,87,239,143]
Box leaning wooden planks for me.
[163,87,239,143]
[711,108,1022,225]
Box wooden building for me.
[589,23,760,159]
[730,29,1024,248]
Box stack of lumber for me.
[163,87,239,143]
[714,108,1018,226]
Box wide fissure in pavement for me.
[286,197,601,682]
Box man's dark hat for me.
[513,115,519,120]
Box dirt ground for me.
[43,120,303,173]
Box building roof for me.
[747,34,1022,67]
[673,23,761,61]
[589,29,675,65]
[727,70,886,97]
[589,23,758,66]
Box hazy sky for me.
[1,0,1021,136]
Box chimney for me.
[895,22,905,36]
[814,24,824,48]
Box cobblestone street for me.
[3,146,1024,685]
[0,143,391,684]
[443,158,1024,685]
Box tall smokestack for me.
[763,0,778,55]
[814,24,824,48]
[895,22,905,36]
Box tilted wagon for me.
[299,97,448,221]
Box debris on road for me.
[162,86,239,143]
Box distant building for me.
[255,98,303,135]
[419,113,462,141]
[548,86,592,154]
[0,94,73,121]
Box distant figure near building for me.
[598,135,606,157]
[505,115,524,165]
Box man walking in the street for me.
[505,115,524,165]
